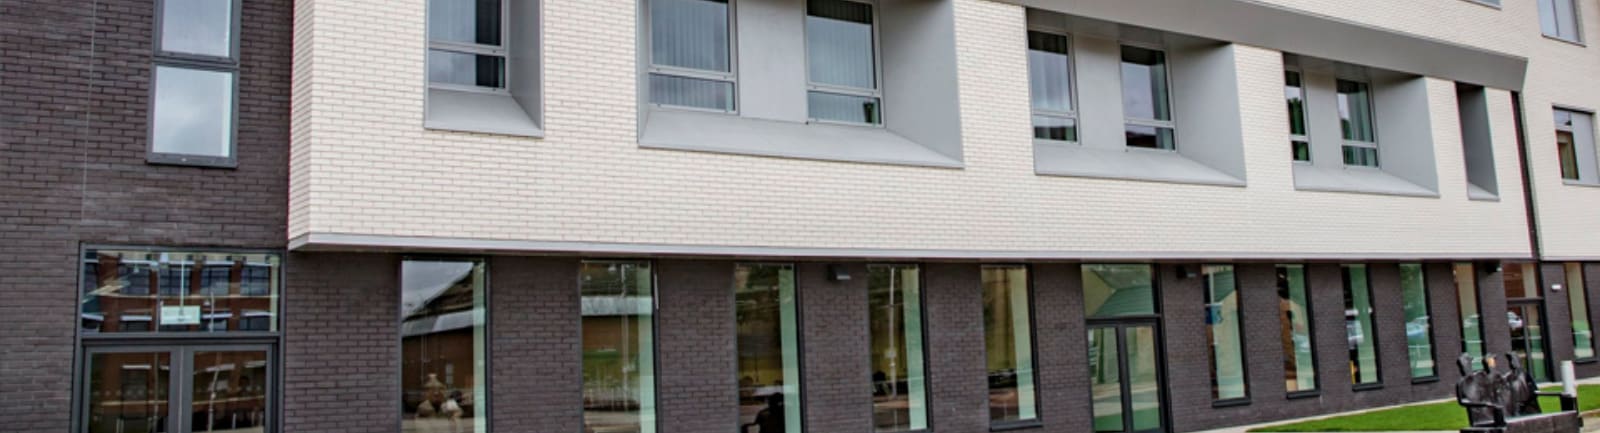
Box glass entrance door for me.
[1507,303,1551,382]
[1089,323,1165,433]
[82,346,272,433]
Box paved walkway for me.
[1188,376,1600,433]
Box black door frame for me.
[77,341,277,433]
[1506,300,1554,382]
[1087,316,1170,433]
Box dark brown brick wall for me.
[282,253,400,433]
[0,0,290,430]
[924,263,987,433]
[1032,263,1091,433]
[656,260,739,433]
[798,262,874,432]
[489,256,582,433]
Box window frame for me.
[981,264,1043,429]
[732,262,807,433]
[1342,264,1383,390]
[865,263,931,433]
[146,0,243,168]
[1202,264,1251,407]
[1554,106,1595,183]
[1539,0,1585,44]
[425,0,512,95]
[1336,77,1380,168]
[1399,263,1439,383]
[644,0,740,113]
[1567,263,1596,362]
[1118,42,1178,151]
[1026,28,1079,145]
[1278,264,1321,398]
[1285,67,1311,163]
[1453,263,1486,366]
[396,256,493,433]
[578,259,661,433]
[803,0,887,127]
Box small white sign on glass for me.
[159,305,202,325]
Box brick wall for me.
[0,0,291,430]
[798,262,874,432]
[282,253,399,433]
[656,260,738,432]
[489,256,582,433]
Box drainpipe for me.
[1512,91,1543,263]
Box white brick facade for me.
[290,0,1599,259]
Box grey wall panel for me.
[1371,72,1440,191]
[881,0,965,161]
[508,0,542,126]
[1302,71,1345,167]
[735,0,808,122]
[1457,85,1499,195]
[1072,35,1126,151]
[1169,41,1247,179]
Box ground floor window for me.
[982,265,1038,424]
[400,259,488,433]
[868,264,928,432]
[1454,263,1485,368]
[735,263,802,433]
[1277,265,1317,394]
[1568,263,1593,360]
[1399,264,1435,379]
[1343,265,1380,387]
[1204,265,1247,402]
[581,261,658,433]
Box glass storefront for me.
[1399,264,1435,379]
[399,259,488,433]
[82,249,280,334]
[868,265,927,432]
[582,261,658,433]
[1343,265,1380,386]
[1277,265,1317,393]
[1204,265,1246,401]
[982,265,1038,424]
[735,264,802,433]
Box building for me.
[2,0,1599,432]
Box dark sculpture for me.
[1454,352,1580,433]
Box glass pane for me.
[735,264,803,433]
[1204,265,1246,401]
[806,0,876,90]
[1540,0,1561,37]
[651,0,730,72]
[82,249,280,334]
[1555,0,1580,41]
[1569,264,1594,359]
[428,50,506,89]
[1088,327,1122,432]
[152,66,233,158]
[982,266,1037,423]
[401,260,488,433]
[1510,305,1551,382]
[1083,264,1156,318]
[808,91,881,124]
[1032,115,1077,142]
[582,261,657,433]
[191,351,268,432]
[1454,263,1485,368]
[1337,80,1375,143]
[428,0,502,46]
[1559,130,1580,180]
[1127,326,1162,432]
[649,74,734,111]
[1292,141,1311,162]
[869,265,927,432]
[1399,264,1436,378]
[1120,45,1170,122]
[1125,124,1175,150]
[1285,71,1307,136]
[1344,265,1380,385]
[1504,263,1537,300]
[1342,145,1378,167]
[160,0,232,57]
[86,352,171,433]
[1278,265,1317,392]
[1028,31,1073,114]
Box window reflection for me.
[582,261,657,433]
[1343,265,1380,386]
[1399,264,1435,379]
[400,259,488,433]
[1204,265,1246,401]
[1083,264,1156,319]
[1568,263,1594,359]
[983,266,1037,423]
[86,352,171,433]
[735,264,802,433]
[869,265,927,432]
[191,351,268,432]
[1277,265,1316,393]
[1454,263,1485,368]
[81,249,279,334]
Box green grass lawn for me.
[1249,385,1600,432]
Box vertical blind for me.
[806,0,876,90]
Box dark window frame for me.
[1202,264,1251,406]
[1278,264,1322,399]
[147,0,243,168]
[397,256,493,433]
[981,264,1044,429]
[1399,263,1440,383]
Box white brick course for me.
[290,0,1599,258]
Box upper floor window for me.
[648,0,734,111]
[807,0,882,125]
[1337,79,1378,167]
[149,0,240,167]
[1029,31,1076,143]
[428,0,506,90]
[1286,70,1310,162]
[1539,0,1583,43]
[1121,45,1175,150]
[1556,108,1598,184]
[424,0,543,136]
